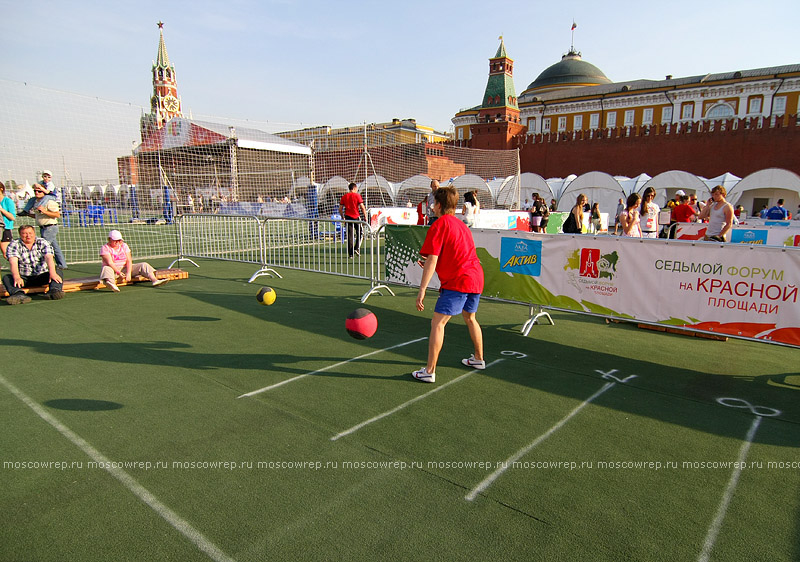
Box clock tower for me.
[141,21,182,141]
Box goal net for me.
[1,79,520,266]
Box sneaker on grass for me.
[461,355,486,370]
[107,281,120,292]
[152,278,169,287]
[47,290,65,300]
[411,367,435,383]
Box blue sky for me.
[1,0,798,134]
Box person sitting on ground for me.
[2,224,63,304]
[99,229,169,292]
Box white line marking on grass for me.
[697,415,761,562]
[466,381,616,502]
[237,337,428,398]
[331,359,505,441]
[697,397,780,562]
[0,374,236,562]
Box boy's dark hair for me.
[348,182,357,190]
[434,186,459,215]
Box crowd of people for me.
[545,185,797,242]
[1,174,170,305]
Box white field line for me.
[331,359,504,441]
[0,374,235,562]
[237,337,428,398]
[466,381,615,502]
[697,416,762,562]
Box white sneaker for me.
[107,281,120,292]
[412,367,435,383]
[152,278,169,287]
[462,355,486,370]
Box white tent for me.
[616,173,652,197]
[497,172,551,209]
[546,175,577,208]
[396,174,432,208]
[559,171,624,214]
[359,174,395,208]
[726,168,800,215]
[641,170,708,207]
[701,172,741,202]
[451,174,492,209]
[317,175,351,215]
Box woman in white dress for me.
[639,187,660,238]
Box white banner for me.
[674,222,800,247]
[384,226,800,347]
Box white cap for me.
[42,170,52,177]
[108,230,124,241]
[675,190,686,196]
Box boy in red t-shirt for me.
[413,185,485,383]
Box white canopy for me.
[641,170,708,207]
[559,171,624,213]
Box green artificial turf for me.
[1,259,798,561]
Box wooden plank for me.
[3,269,187,297]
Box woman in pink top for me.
[619,193,642,237]
[99,230,169,292]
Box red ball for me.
[345,308,378,339]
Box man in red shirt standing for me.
[413,185,485,383]
[339,182,367,258]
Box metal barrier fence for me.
[170,214,395,300]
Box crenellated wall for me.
[512,115,800,178]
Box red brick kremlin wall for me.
[452,115,800,179]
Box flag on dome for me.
[571,21,577,30]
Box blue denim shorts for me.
[435,289,481,316]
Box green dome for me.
[526,51,611,92]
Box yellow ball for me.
[256,287,276,306]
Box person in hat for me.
[99,230,169,292]
[40,170,58,201]
[21,180,67,269]
[666,189,685,209]
[2,224,64,304]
